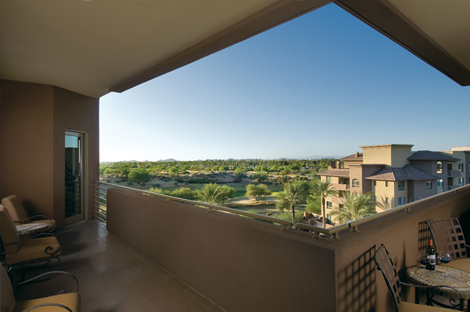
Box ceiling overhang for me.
[1,0,469,99]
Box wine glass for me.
[438,251,452,264]
[417,253,428,268]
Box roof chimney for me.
[355,152,359,158]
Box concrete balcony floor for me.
[14,219,224,312]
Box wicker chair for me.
[374,244,454,311]
[427,218,470,273]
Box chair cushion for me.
[31,219,57,232]
[14,293,81,312]
[5,237,61,265]
[441,258,470,273]
[401,301,454,311]
[0,205,20,253]
[1,266,15,312]
[2,195,28,222]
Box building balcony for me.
[332,183,349,191]
[448,170,461,178]
[13,183,470,312]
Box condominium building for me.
[318,144,465,220]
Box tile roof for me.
[340,153,363,161]
[365,165,440,181]
[408,150,460,162]
[317,169,350,177]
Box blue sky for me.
[100,4,470,162]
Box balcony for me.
[14,219,223,312]
[87,182,470,311]
[448,170,461,178]
[332,183,350,191]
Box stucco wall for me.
[106,189,337,312]
[0,79,98,228]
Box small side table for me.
[407,265,470,311]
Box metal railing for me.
[93,181,470,240]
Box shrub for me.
[140,182,146,186]
[126,180,133,186]
[174,182,178,185]
[275,211,304,223]
[153,182,161,187]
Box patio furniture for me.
[426,218,470,273]
[2,195,56,234]
[374,243,455,311]
[407,265,470,310]
[1,266,81,312]
[0,205,61,267]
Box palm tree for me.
[276,180,311,229]
[376,195,392,211]
[197,183,225,205]
[331,191,376,223]
[311,180,336,228]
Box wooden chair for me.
[374,244,454,311]
[0,205,61,267]
[1,266,80,312]
[426,218,470,273]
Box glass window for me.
[352,179,360,188]
[437,161,443,174]
[385,197,389,204]
[398,181,405,190]
[326,176,332,182]
[448,163,453,171]
[374,196,377,202]
[426,181,432,189]
[373,181,376,186]
[458,163,464,172]
[398,197,405,205]
[459,177,464,186]
[327,201,332,209]
[437,179,443,189]
[385,181,389,187]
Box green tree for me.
[376,195,392,210]
[280,167,291,176]
[246,184,272,202]
[306,195,321,214]
[170,187,198,200]
[128,167,151,183]
[275,181,312,229]
[311,180,336,228]
[233,167,247,181]
[331,191,376,223]
[250,172,268,182]
[168,166,179,176]
[197,183,235,205]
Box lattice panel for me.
[427,218,467,259]
[375,244,402,311]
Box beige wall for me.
[107,189,337,312]
[106,185,470,312]
[361,144,413,167]
[0,80,99,228]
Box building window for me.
[437,161,443,174]
[458,163,464,172]
[459,177,464,186]
[448,163,453,171]
[385,181,389,187]
[327,202,332,209]
[426,181,432,189]
[373,181,376,186]
[398,197,405,205]
[326,176,332,183]
[398,181,405,191]
[437,179,443,189]
[374,196,377,202]
[352,179,360,188]
[385,197,389,204]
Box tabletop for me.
[407,265,470,299]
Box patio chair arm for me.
[31,233,57,239]
[13,271,79,292]
[400,281,465,299]
[22,303,73,312]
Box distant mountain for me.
[157,158,178,162]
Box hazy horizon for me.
[100,4,470,162]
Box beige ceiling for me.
[388,0,470,75]
[0,0,280,98]
[1,0,469,99]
